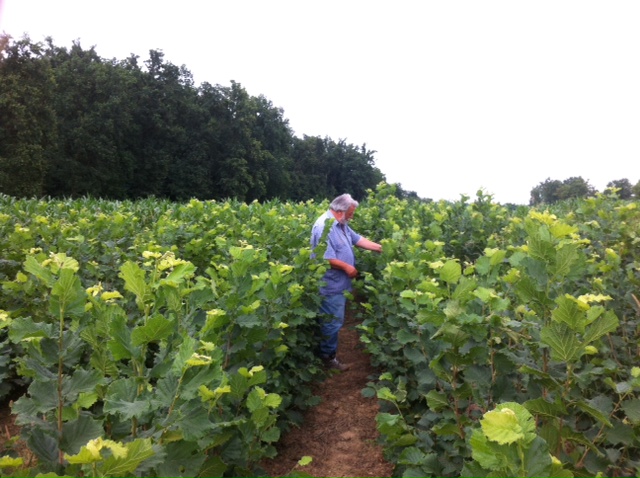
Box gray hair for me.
[330,193,359,212]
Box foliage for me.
[354,185,640,477]
[0,184,639,476]
[0,34,388,202]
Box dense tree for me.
[605,178,633,199]
[0,36,57,196]
[530,178,563,205]
[530,176,614,205]
[0,35,391,202]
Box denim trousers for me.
[318,293,347,358]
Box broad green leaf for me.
[26,381,58,413]
[523,397,567,418]
[425,390,449,412]
[397,328,419,344]
[119,261,152,311]
[439,259,461,285]
[103,378,151,419]
[469,428,507,471]
[60,415,104,454]
[108,314,139,360]
[155,442,206,478]
[481,408,524,444]
[621,398,640,424]
[23,255,54,286]
[452,276,477,301]
[99,438,155,476]
[398,446,427,465]
[606,422,635,446]
[552,295,585,333]
[521,436,552,477]
[552,243,580,278]
[574,399,612,428]
[160,262,197,286]
[27,428,58,464]
[582,310,619,345]
[540,323,583,363]
[8,316,55,342]
[49,268,86,318]
[63,369,103,398]
[131,314,175,346]
[262,426,281,443]
[198,456,227,478]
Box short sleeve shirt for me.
[310,210,362,296]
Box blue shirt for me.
[310,210,362,296]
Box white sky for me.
[1,0,639,204]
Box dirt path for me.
[261,305,394,478]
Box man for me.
[310,193,383,371]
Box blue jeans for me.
[318,293,347,358]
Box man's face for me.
[339,206,356,224]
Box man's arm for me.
[328,258,358,278]
[355,237,383,253]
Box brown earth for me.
[0,304,394,478]
[261,304,394,478]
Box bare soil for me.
[261,305,394,478]
[0,304,394,478]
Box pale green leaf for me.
[440,259,461,285]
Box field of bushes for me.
[0,183,638,477]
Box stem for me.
[57,307,65,465]
[517,442,526,477]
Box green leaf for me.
[552,243,580,278]
[119,261,152,311]
[425,390,449,412]
[574,399,612,428]
[523,397,567,419]
[27,428,59,464]
[481,408,524,444]
[103,378,151,419]
[131,314,175,346]
[552,295,585,333]
[49,268,86,318]
[198,456,227,478]
[174,401,213,441]
[155,442,206,478]
[521,436,552,477]
[439,259,461,285]
[60,415,104,454]
[108,314,139,360]
[23,255,54,286]
[469,428,507,470]
[99,438,155,476]
[160,262,197,286]
[8,316,55,342]
[398,446,427,465]
[397,328,419,344]
[540,322,583,363]
[621,398,640,424]
[582,310,618,345]
[63,369,103,398]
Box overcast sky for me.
[1,0,639,204]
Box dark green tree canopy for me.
[0,34,391,202]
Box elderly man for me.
[310,193,383,371]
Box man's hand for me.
[344,264,358,278]
[328,259,358,278]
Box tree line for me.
[529,176,640,206]
[0,34,401,202]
